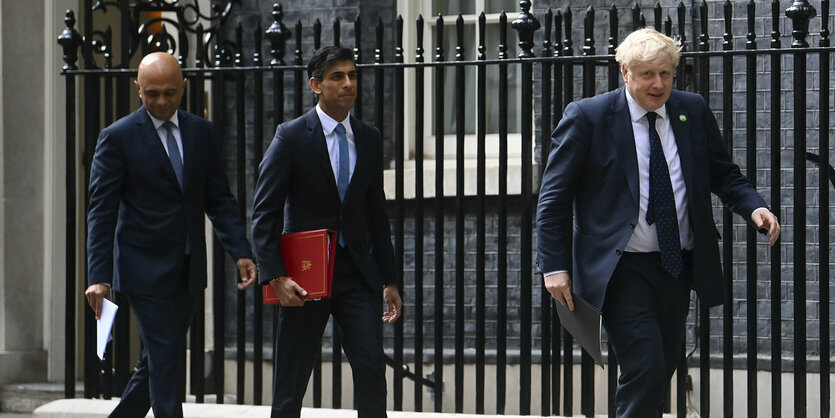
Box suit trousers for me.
[602,251,692,418]
[271,246,387,418]
[111,257,197,418]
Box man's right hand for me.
[84,284,110,320]
[544,272,574,311]
[271,277,308,307]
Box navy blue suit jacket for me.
[251,108,396,292]
[536,87,767,309]
[87,107,252,296]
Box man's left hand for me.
[236,258,257,290]
[382,284,402,323]
[751,208,781,246]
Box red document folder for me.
[263,229,337,304]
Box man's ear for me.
[309,77,321,94]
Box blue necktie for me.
[335,123,349,247]
[163,121,184,191]
[645,112,682,278]
[335,123,349,202]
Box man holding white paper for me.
[96,298,118,361]
[84,52,256,418]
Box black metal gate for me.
[58,0,834,416]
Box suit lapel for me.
[666,93,695,200]
[179,111,195,193]
[305,109,341,198]
[343,116,368,205]
[607,88,640,209]
[135,108,181,193]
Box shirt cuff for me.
[543,270,568,277]
[752,207,769,216]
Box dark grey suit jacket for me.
[251,108,396,292]
[536,87,767,309]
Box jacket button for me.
[615,249,622,255]
[629,223,636,229]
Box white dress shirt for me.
[148,110,184,164]
[624,89,693,252]
[316,104,356,184]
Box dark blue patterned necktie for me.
[163,121,184,191]
[645,112,682,278]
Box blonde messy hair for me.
[615,28,681,69]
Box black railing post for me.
[293,20,304,118]
[393,14,405,412]
[551,10,563,415]
[561,6,573,115]
[696,3,711,416]
[581,5,595,98]
[496,11,508,415]
[654,2,663,32]
[538,8,553,417]
[233,22,247,405]
[511,2,539,414]
[768,1,783,416]
[266,3,289,66]
[579,4,596,417]
[558,6,574,413]
[265,5,287,402]
[58,8,82,400]
[353,15,363,120]
[190,23,207,404]
[607,7,620,415]
[608,4,619,90]
[817,2,831,418]
[432,14,445,413]
[786,1,816,416]
[631,3,642,31]
[475,11,487,415]
[453,14,466,415]
[211,38,228,405]
[413,15,425,411]
[744,2,758,417]
[251,20,264,405]
[314,19,322,51]
[721,3,734,417]
[675,1,687,91]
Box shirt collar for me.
[624,89,667,123]
[147,109,180,131]
[315,104,350,135]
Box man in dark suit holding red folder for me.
[252,46,402,418]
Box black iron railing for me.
[58,0,833,416]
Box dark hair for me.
[307,46,356,79]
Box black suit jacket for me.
[536,87,767,309]
[251,108,396,292]
[87,107,252,296]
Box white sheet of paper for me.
[96,298,118,360]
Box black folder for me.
[554,292,604,367]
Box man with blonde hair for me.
[536,28,779,417]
